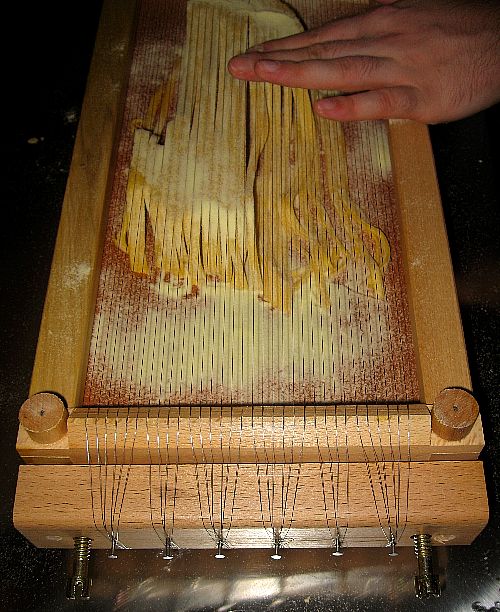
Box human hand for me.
[227,0,500,123]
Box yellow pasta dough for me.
[116,0,390,313]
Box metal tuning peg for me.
[332,534,343,557]
[162,537,175,560]
[215,538,226,559]
[271,533,282,560]
[66,537,92,600]
[386,531,398,557]
[412,534,441,599]
[108,534,118,559]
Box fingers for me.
[246,6,396,54]
[241,37,387,65]
[226,3,424,121]
[229,55,398,92]
[249,18,361,53]
[228,40,380,81]
[314,87,419,121]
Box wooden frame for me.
[16,0,483,462]
[13,0,488,550]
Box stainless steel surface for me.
[1,2,499,610]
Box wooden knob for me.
[19,392,68,444]
[431,388,479,441]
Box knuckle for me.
[377,89,399,114]
[358,56,380,80]
[378,87,418,118]
[304,40,344,61]
[337,56,379,82]
[305,42,327,60]
[336,56,356,81]
[308,27,327,46]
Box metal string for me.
[356,408,389,544]
[146,410,168,547]
[110,409,137,552]
[84,409,109,543]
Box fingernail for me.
[228,56,251,74]
[257,60,280,73]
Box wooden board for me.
[27,0,137,409]
[14,461,488,549]
[67,405,432,464]
[14,0,488,554]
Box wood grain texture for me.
[388,121,471,402]
[17,398,481,464]
[26,0,137,409]
[18,393,68,444]
[14,0,487,562]
[14,461,488,549]
[67,405,432,464]
[16,425,71,464]
[432,388,479,441]
[387,120,484,456]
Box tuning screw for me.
[215,539,226,559]
[66,537,92,600]
[108,535,118,559]
[412,534,441,599]
[163,537,174,560]
[387,532,398,557]
[332,534,344,557]
[271,534,282,560]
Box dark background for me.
[1,2,499,610]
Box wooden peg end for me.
[431,388,479,441]
[19,393,68,444]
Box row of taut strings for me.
[82,405,413,557]
[82,0,416,410]
[116,0,390,308]
[82,0,415,557]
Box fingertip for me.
[227,55,257,79]
[314,97,353,121]
[227,56,243,76]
